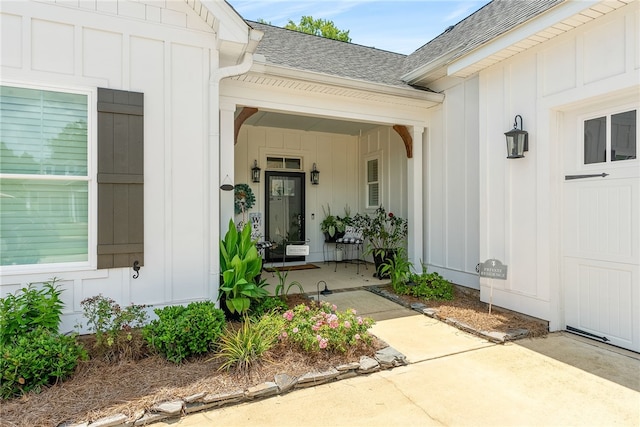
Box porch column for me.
[220,102,236,229]
[407,126,424,266]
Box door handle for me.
[565,173,609,180]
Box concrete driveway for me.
[157,313,639,427]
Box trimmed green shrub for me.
[144,301,226,363]
[0,280,64,345]
[0,328,87,399]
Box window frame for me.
[0,81,97,274]
[581,107,637,167]
[364,152,381,209]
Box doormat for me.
[264,264,320,272]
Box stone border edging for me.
[364,285,531,344]
[66,346,408,427]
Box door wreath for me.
[234,183,255,214]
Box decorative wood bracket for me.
[392,125,413,158]
[234,107,258,145]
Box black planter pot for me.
[373,249,396,280]
[323,231,345,243]
[218,293,242,322]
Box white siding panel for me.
[508,57,538,296]
[129,36,166,304]
[584,18,626,83]
[116,0,146,20]
[1,13,22,68]
[464,78,480,279]
[31,19,74,74]
[170,43,205,301]
[427,106,445,268]
[82,28,122,86]
[542,38,576,96]
[445,84,466,272]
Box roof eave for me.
[407,0,606,85]
[446,0,600,77]
[253,59,445,104]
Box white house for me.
[1,0,638,353]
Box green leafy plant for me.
[80,295,149,361]
[320,204,349,240]
[378,248,413,291]
[0,281,87,399]
[353,206,408,252]
[214,315,283,375]
[280,301,375,353]
[0,279,63,345]
[0,327,87,399]
[219,219,268,314]
[249,296,288,321]
[404,271,454,300]
[273,269,304,298]
[144,301,226,363]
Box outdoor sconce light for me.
[504,115,529,159]
[251,160,261,183]
[310,163,320,185]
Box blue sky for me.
[227,1,490,54]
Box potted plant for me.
[320,204,347,242]
[353,206,408,279]
[219,219,269,317]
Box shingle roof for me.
[248,21,412,89]
[248,0,564,88]
[402,0,563,76]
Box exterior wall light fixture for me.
[251,159,261,183]
[505,115,529,159]
[310,163,320,185]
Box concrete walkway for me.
[156,301,640,427]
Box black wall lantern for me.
[251,159,261,183]
[310,163,320,185]
[504,115,529,159]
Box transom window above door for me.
[266,156,301,170]
[584,109,636,164]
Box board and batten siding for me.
[476,3,639,326]
[0,0,225,333]
[425,77,480,289]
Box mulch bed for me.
[378,284,549,338]
[0,289,547,426]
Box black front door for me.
[265,171,305,263]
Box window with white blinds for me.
[0,85,89,266]
[366,157,379,208]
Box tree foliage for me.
[284,16,351,42]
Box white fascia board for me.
[401,49,461,84]
[255,62,445,104]
[447,0,599,76]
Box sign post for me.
[478,259,508,314]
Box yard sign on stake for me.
[478,259,508,314]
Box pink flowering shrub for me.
[280,302,374,352]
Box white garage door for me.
[563,104,639,352]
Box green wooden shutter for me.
[97,88,144,269]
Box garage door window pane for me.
[584,116,606,164]
[612,110,636,161]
